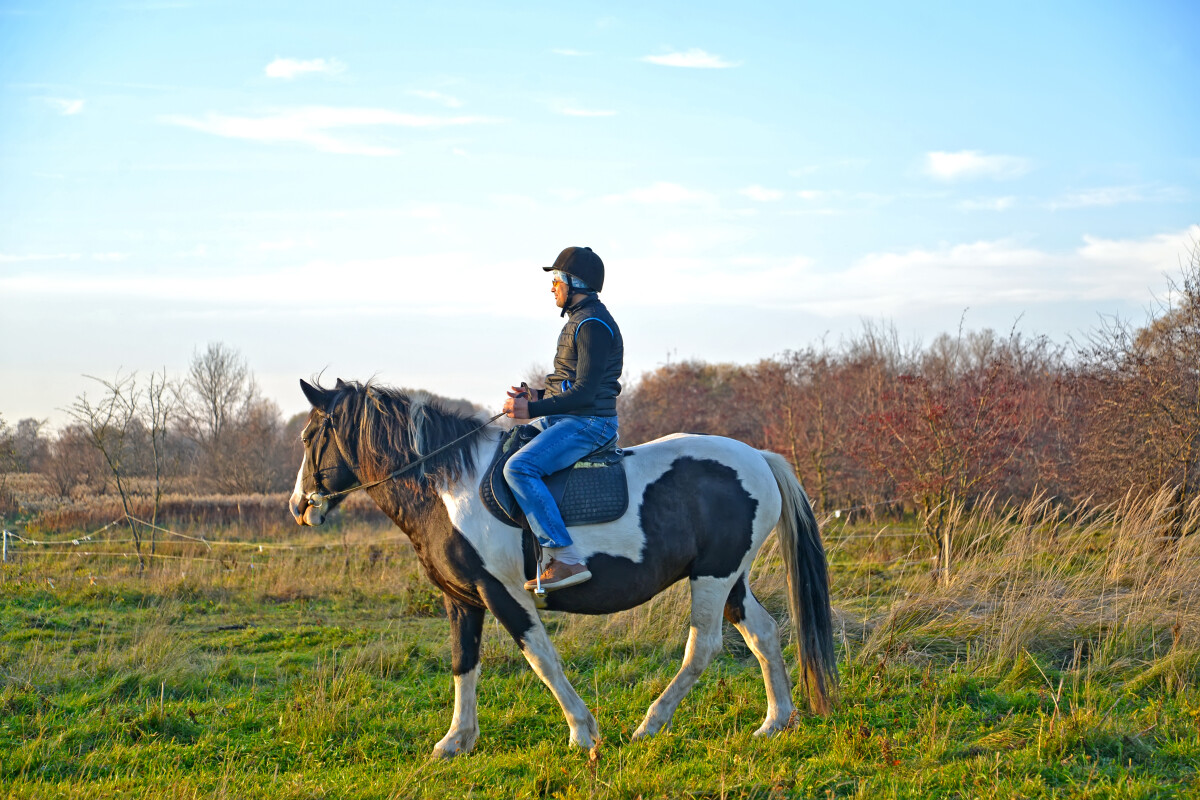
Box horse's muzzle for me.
[289,492,328,526]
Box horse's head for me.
[289,379,360,526]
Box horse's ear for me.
[335,378,347,389]
[300,379,329,410]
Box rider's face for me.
[552,276,570,308]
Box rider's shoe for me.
[524,559,592,593]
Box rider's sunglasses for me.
[550,269,569,286]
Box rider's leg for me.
[504,415,617,554]
[504,415,617,588]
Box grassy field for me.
[1,483,1198,799]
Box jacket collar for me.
[565,293,600,315]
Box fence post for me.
[2,530,7,563]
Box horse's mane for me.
[319,380,488,489]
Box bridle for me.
[302,408,507,512]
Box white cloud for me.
[558,107,617,117]
[161,106,500,155]
[1046,184,1187,210]
[46,98,84,115]
[602,181,717,206]
[819,225,1200,316]
[265,57,346,79]
[650,225,755,253]
[0,252,81,262]
[92,252,128,262]
[789,158,868,177]
[618,254,814,305]
[553,49,590,57]
[0,252,536,316]
[641,49,738,68]
[257,239,308,252]
[409,90,463,109]
[925,150,1031,181]
[607,226,1198,315]
[738,185,784,202]
[783,190,894,215]
[959,196,1016,211]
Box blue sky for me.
[2,1,1198,426]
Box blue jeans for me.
[503,415,619,549]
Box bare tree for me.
[144,368,176,556]
[6,418,49,473]
[0,415,16,518]
[177,343,266,492]
[856,331,1042,585]
[180,342,253,445]
[1073,240,1200,530]
[42,425,105,499]
[66,373,146,570]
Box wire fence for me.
[2,495,931,577]
[1,513,415,569]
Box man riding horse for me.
[502,246,623,593]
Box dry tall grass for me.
[5,483,1198,698]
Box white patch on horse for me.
[405,390,433,457]
[434,666,480,757]
[441,434,528,587]
[733,591,796,735]
[512,600,599,749]
[634,574,730,738]
[289,454,306,514]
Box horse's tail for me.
[760,450,838,715]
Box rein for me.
[307,411,507,508]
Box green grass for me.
[2,493,1199,798]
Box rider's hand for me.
[503,394,531,420]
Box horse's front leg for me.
[433,597,485,758]
[482,583,599,751]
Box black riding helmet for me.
[543,246,604,293]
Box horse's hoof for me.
[630,724,658,741]
[569,731,597,750]
[432,732,476,758]
[753,713,796,737]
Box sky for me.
[2,1,1198,428]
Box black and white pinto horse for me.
[289,379,836,757]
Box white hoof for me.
[568,713,600,749]
[432,730,477,758]
[753,710,797,737]
[631,718,668,740]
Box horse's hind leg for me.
[632,576,727,739]
[725,574,796,735]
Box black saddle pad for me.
[480,424,629,529]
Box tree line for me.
[619,245,1200,578]
[0,344,302,529]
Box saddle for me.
[480,424,630,528]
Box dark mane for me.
[318,380,486,488]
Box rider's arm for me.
[527,320,613,417]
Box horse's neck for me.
[361,428,498,539]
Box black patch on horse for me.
[541,456,759,615]
[640,456,758,581]
[435,527,538,651]
[445,599,485,676]
[723,575,748,624]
